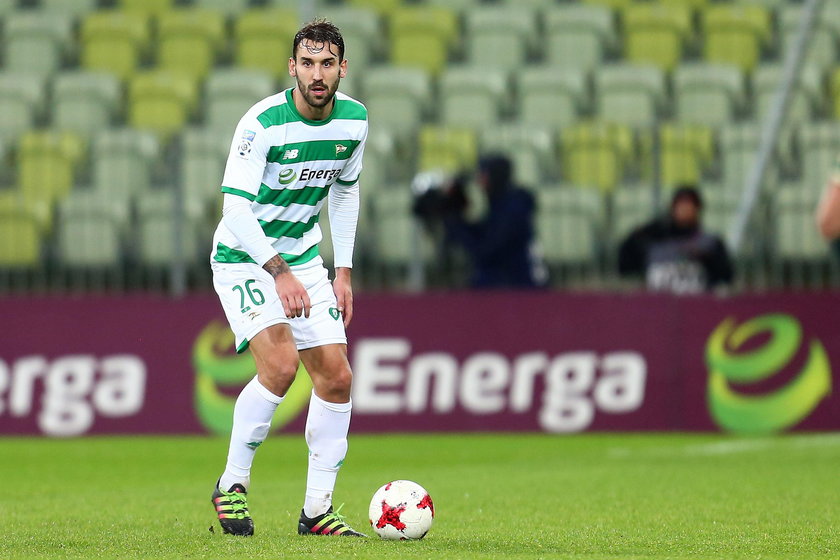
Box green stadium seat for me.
[92,128,160,198]
[3,11,73,78]
[235,9,299,78]
[560,122,635,193]
[536,187,604,266]
[479,123,557,188]
[128,70,199,140]
[204,68,276,133]
[0,211,42,268]
[118,0,173,15]
[773,187,828,260]
[595,64,667,128]
[17,130,86,208]
[59,189,132,236]
[673,63,745,126]
[136,190,202,266]
[370,187,433,270]
[81,10,151,80]
[389,6,458,75]
[752,64,822,124]
[418,126,478,173]
[702,4,772,72]
[424,0,483,12]
[52,71,122,137]
[362,65,432,141]
[194,0,251,15]
[325,6,383,69]
[0,0,15,15]
[57,213,123,268]
[640,124,715,188]
[719,122,784,193]
[780,4,838,72]
[517,66,588,128]
[700,186,740,245]
[157,9,226,80]
[359,129,397,202]
[0,73,46,137]
[623,3,693,71]
[797,122,840,190]
[439,66,508,128]
[465,7,537,71]
[610,186,661,247]
[545,5,615,71]
[181,127,232,219]
[42,0,98,16]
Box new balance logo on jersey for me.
[300,168,342,182]
[283,149,299,160]
[335,144,347,155]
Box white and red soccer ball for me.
[368,480,434,540]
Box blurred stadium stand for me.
[0,0,838,294]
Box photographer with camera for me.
[413,154,546,289]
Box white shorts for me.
[212,261,346,353]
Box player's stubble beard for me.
[296,75,340,110]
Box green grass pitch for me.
[4,433,838,559]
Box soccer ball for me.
[368,480,434,540]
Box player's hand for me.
[333,267,353,328]
[274,271,311,318]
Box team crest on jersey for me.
[237,129,256,160]
[335,143,347,155]
[283,149,299,160]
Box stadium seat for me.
[0,189,51,235]
[362,66,432,141]
[80,10,150,80]
[57,213,123,268]
[544,5,615,71]
[326,6,383,70]
[3,10,73,78]
[359,129,397,201]
[702,4,772,72]
[234,9,300,77]
[128,70,199,140]
[464,6,537,71]
[136,190,201,266]
[610,186,662,247]
[370,187,431,268]
[52,71,122,137]
[780,4,839,72]
[752,64,822,124]
[204,68,276,133]
[194,0,251,15]
[623,3,693,71]
[42,0,98,15]
[0,212,42,268]
[797,122,840,189]
[583,0,634,10]
[595,64,667,128]
[479,123,557,188]
[389,6,458,75]
[157,9,226,80]
[181,127,232,218]
[425,0,483,11]
[700,187,741,244]
[657,0,709,12]
[439,66,508,128]
[91,128,160,198]
[517,66,589,128]
[59,189,132,237]
[640,124,715,188]
[719,122,784,193]
[17,131,86,207]
[773,187,828,260]
[118,0,173,15]
[349,0,402,17]
[536,187,604,266]
[560,122,635,192]
[0,0,15,15]
[830,69,840,119]
[673,63,745,126]
[418,126,478,173]
[0,73,46,138]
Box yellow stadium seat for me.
[235,9,300,77]
[560,122,635,192]
[129,71,199,140]
[830,69,840,119]
[623,3,692,71]
[118,0,173,15]
[17,130,86,207]
[0,190,52,235]
[389,6,458,75]
[640,124,715,188]
[157,9,226,80]
[0,211,41,268]
[703,4,772,72]
[81,10,150,80]
[583,0,634,11]
[418,126,478,173]
[349,0,402,17]
[194,0,250,15]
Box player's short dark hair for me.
[292,19,345,61]
[671,184,703,209]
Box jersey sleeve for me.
[220,114,268,201]
[336,119,367,187]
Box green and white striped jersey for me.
[211,88,368,268]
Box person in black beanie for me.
[618,185,733,294]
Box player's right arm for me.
[219,115,310,318]
[816,156,840,240]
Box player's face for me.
[672,199,700,228]
[289,39,347,110]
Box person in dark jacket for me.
[443,154,546,289]
[618,186,733,294]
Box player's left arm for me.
[329,120,367,328]
[816,157,840,240]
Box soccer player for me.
[208,19,367,537]
[816,154,840,240]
